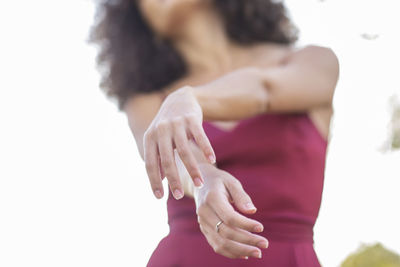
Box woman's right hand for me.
[194,163,269,260]
[143,87,216,200]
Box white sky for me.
[0,0,399,266]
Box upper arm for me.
[123,92,164,159]
[261,45,339,112]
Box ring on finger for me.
[216,220,224,233]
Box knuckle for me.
[145,161,156,172]
[171,117,184,128]
[187,165,199,177]
[252,237,263,246]
[213,244,222,254]
[225,215,235,225]
[229,178,241,188]
[197,132,207,140]
[156,121,169,132]
[220,242,229,251]
[161,158,174,169]
[168,178,181,188]
[222,229,234,240]
[143,131,151,143]
[176,145,189,158]
[184,113,198,123]
[196,134,208,145]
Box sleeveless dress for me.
[147,112,327,266]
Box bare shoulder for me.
[251,44,340,96]
[253,44,338,141]
[248,42,293,67]
[289,44,337,56]
[289,45,339,74]
[293,45,338,141]
[252,43,339,72]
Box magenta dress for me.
[147,112,327,266]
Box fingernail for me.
[174,189,183,200]
[245,202,256,211]
[240,256,249,260]
[193,177,203,187]
[252,250,262,259]
[208,155,216,164]
[257,240,268,249]
[254,225,263,232]
[154,190,163,199]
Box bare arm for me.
[125,95,268,259]
[122,45,338,260]
[124,92,213,198]
[125,45,338,200]
[191,45,339,120]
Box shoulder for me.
[288,45,337,57]
[248,43,292,67]
[286,45,339,76]
[268,44,340,87]
[254,43,339,72]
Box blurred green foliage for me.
[390,100,400,150]
[341,243,400,267]
[382,95,400,152]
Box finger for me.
[211,193,263,233]
[158,154,165,180]
[218,223,269,250]
[198,206,268,250]
[198,208,261,259]
[144,136,163,199]
[215,237,262,259]
[172,123,204,187]
[157,133,183,200]
[225,178,257,214]
[187,119,216,164]
[203,216,262,259]
[199,224,238,259]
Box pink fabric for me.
[147,112,327,266]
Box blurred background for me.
[0,0,399,266]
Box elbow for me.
[324,47,340,106]
[307,45,340,105]
[311,45,340,86]
[325,47,340,86]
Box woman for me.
[90,0,339,266]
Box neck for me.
[170,4,241,75]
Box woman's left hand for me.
[194,163,269,259]
[143,86,216,200]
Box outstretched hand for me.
[143,87,216,200]
[194,164,269,260]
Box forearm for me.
[184,46,338,120]
[188,67,269,121]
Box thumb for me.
[225,178,257,215]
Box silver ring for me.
[215,220,223,233]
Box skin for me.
[126,0,339,260]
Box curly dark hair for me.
[89,0,298,109]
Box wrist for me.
[181,85,210,120]
[175,85,196,99]
[198,161,217,172]
[193,162,218,200]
